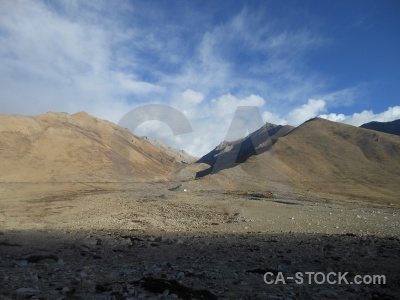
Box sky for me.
[1,0,399,156]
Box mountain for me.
[196,118,400,202]
[2,112,399,202]
[141,136,197,164]
[360,119,400,136]
[196,123,294,177]
[0,112,178,182]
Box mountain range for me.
[196,118,400,202]
[1,112,399,203]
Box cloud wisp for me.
[320,106,400,126]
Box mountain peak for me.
[73,111,91,117]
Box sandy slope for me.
[141,136,197,164]
[0,112,176,182]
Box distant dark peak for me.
[255,122,279,132]
[213,123,281,149]
[196,121,293,177]
[360,119,400,136]
[263,122,280,128]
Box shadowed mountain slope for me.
[197,118,400,202]
[0,112,176,182]
[360,119,400,136]
[196,123,294,177]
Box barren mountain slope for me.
[196,123,294,176]
[0,112,176,182]
[198,118,400,202]
[141,136,197,163]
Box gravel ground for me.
[1,230,399,299]
[1,183,399,299]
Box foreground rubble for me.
[1,230,399,299]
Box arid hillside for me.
[196,118,400,203]
[141,136,197,164]
[0,112,177,182]
[2,112,400,203]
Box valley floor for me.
[0,182,399,299]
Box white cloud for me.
[320,106,400,126]
[213,94,265,116]
[0,0,160,119]
[319,113,347,123]
[317,86,362,108]
[286,99,326,126]
[262,111,287,125]
[112,73,164,94]
[168,89,206,120]
[179,89,205,105]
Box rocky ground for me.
[0,183,399,299]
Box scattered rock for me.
[318,289,338,298]
[155,236,163,242]
[323,244,335,252]
[22,253,58,263]
[168,185,182,191]
[15,287,40,294]
[133,277,218,300]
[0,241,21,247]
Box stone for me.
[319,289,338,298]
[79,271,87,278]
[15,260,28,267]
[62,286,72,294]
[15,288,40,294]
[176,271,185,280]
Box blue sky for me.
[0,0,399,156]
